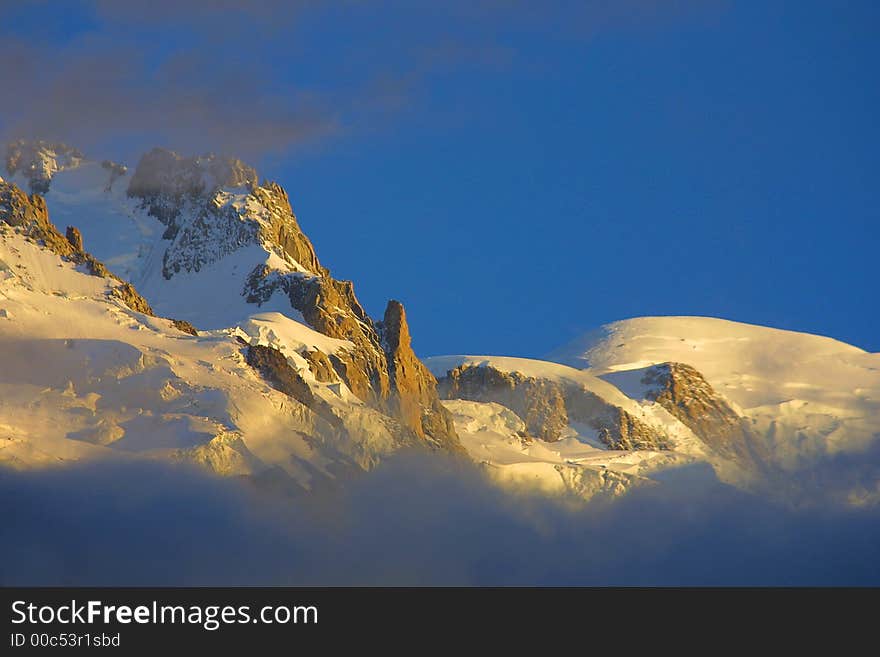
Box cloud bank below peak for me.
[2,449,879,586]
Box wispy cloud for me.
[0,38,339,160]
[0,1,724,161]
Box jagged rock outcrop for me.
[110,282,154,315]
[0,179,41,229]
[594,409,664,450]
[170,319,199,336]
[241,212,459,450]
[5,140,83,194]
[126,151,320,282]
[640,362,769,468]
[379,300,462,452]
[438,364,670,449]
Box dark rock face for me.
[594,409,665,450]
[245,344,342,429]
[170,319,199,336]
[109,281,155,315]
[284,274,390,403]
[65,225,84,251]
[301,349,337,383]
[438,364,671,450]
[641,362,769,468]
[246,344,316,403]
[159,201,260,279]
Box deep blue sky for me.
[3,1,878,356]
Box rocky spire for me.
[381,300,462,452]
[65,225,84,252]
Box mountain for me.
[2,141,878,503]
[1,141,460,494]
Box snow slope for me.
[0,228,415,488]
[549,316,880,464]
